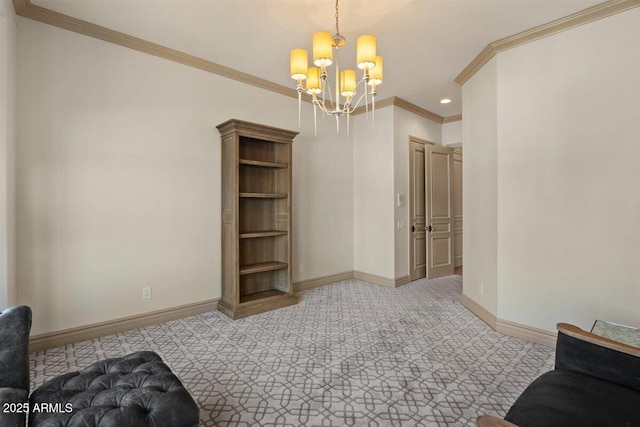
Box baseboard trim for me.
[497,318,557,348]
[294,271,410,292]
[29,299,219,352]
[395,275,411,287]
[461,294,556,348]
[293,271,354,292]
[461,293,497,329]
[353,271,396,288]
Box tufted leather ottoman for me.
[29,351,199,427]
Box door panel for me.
[431,237,452,267]
[430,152,451,218]
[409,140,426,280]
[415,236,426,268]
[425,145,454,278]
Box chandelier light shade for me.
[340,70,356,97]
[288,0,384,134]
[312,32,334,66]
[306,67,322,94]
[356,35,376,70]
[368,56,384,85]
[290,49,308,80]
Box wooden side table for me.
[591,320,640,347]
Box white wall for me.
[496,9,640,331]
[463,8,640,331]
[0,0,18,309]
[293,119,354,281]
[462,57,498,315]
[393,107,442,279]
[442,121,462,146]
[17,17,353,335]
[352,107,395,278]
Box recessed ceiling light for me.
[440,98,452,104]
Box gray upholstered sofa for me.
[477,323,640,427]
[0,306,32,427]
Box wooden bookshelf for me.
[217,119,299,319]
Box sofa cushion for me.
[29,351,199,427]
[505,369,640,427]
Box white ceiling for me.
[33,0,605,116]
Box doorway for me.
[409,137,458,280]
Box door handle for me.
[428,225,433,232]
[411,225,415,232]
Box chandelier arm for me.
[298,89,302,128]
[313,96,333,116]
[347,109,350,135]
[313,102,318,136]
[365,82,369,116]
[323,79,336,113]
[348,79,369,106]
[372,94,375,128]
[346,92,368,113]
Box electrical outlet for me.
[142,286,152,300]
[480,284,484,297]
[397,221,405,229]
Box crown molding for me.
[12,0,307,101]
[353,96,455,124]
[12,0,27,14]
[351,96,396,116]
[353,97,463,124]
[394,97,445,123]
[12,0,464,124]
[455,0,640,85]
[443,114,462,123]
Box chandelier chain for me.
[335,0,340,35]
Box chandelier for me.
[289,0,383,133]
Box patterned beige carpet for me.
[30,276,554,426]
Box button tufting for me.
[29,351,198,427]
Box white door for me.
[425,145,454,278]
